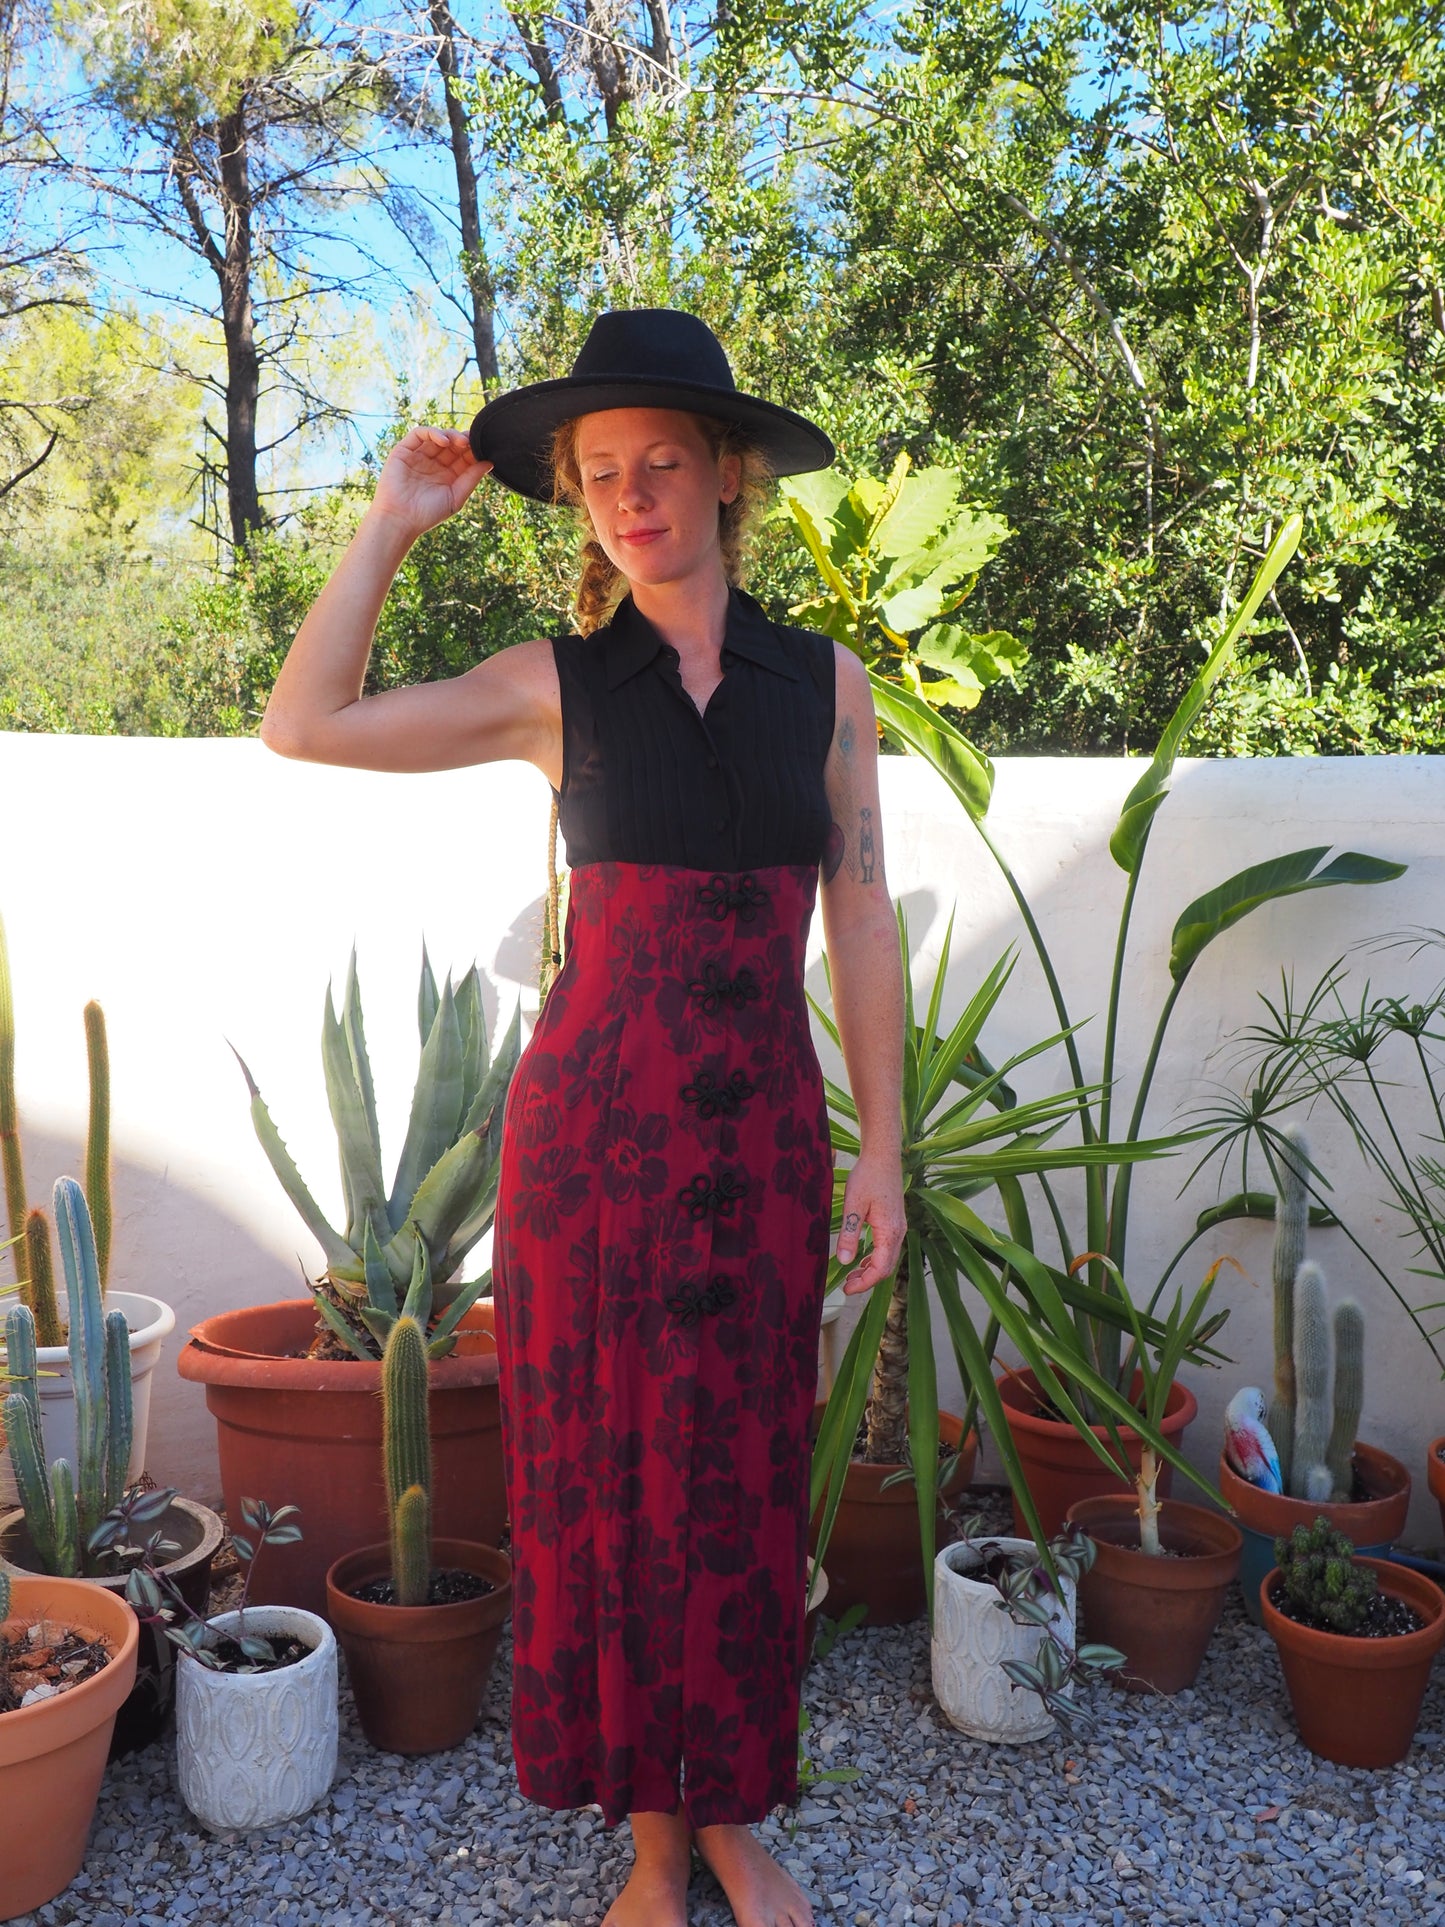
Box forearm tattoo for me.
[859,806,875,883]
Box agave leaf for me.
[454,966,489,1115]
[388,978,466,1230]
[382,1128,493,1280]
[321,986,388,1252]
[400,1236,434,1328]
[460,1004,522,1134]
[417,943,439,1049]
[426,1273,487,1357]
[340,950,383,1202]
[231,1046,355,1273]
[309,1289,375,1360]
[362,1221,398,1318]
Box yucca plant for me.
[235,947,520,1361]
[809,918,1224,1618]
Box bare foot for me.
[692,1823,815,1927]
[602,1808,691,1927]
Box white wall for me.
[5,735,1443,1541]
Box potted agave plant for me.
[0,914,175,1500]
[1216,1126,1410,1624]
[326,1302,511,1754]
[1064,1261,1244,1693]
[178,947,520,1616]
[1,1178,223,1754]
[122,1493,338,1831]
[0,1562,140,1920]
[1261,1517,1445,1767]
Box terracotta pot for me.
[807,1410,977,1626]
[1261,1555,1445,1767]
[1427,1436,1445,1543]
[1,1495,224,1757]
[930,1537,1078,1743]
[995,1369,1198,1540]
[0,1573,140,1921]
[178,1298,505,1619]
[0,1292,176,1509]
[1219,1443,1411,1627]
[326,1539,512,1754]
[176,1606,338,1831]
[1064,1494,1242,1694]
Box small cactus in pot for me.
[383,1306,434,1607]
[3,1178,131,1576]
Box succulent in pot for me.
[1260,1517,1445,1768]
[122,1496,338,1831]
[326,1309,511,1753]
[930,1513,1123,1743]
[234,945,520,1359]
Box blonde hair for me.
[549,414,773,636]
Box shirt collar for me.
[602,587,801,691]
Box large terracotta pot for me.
[995,1369,1198,1539]
[1261,1555,1445,1767]
[176,1606,338,1831]
[807,1409,977,1626]
[177,1298,505,1619]
[326,1539,512,1754]
[1427,1435,1445,1542]
[1219,1443,1410,1626]
[1064,1494,1242,1694]
[1,1494,224,1757]
[930,1536,1078,1743]
[0,1573,140,1921]
[0,1291,176,1508]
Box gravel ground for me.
[15,1564,1445,1927]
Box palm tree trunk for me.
[863,1242,910,1463]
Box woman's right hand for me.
[369,426,492,539]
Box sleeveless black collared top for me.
[551,587,836,871]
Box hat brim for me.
[467,375,835,502]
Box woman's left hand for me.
[836,1147,906,1295]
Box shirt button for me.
[715,814,728,831]
[706,754,719,770]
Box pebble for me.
[11,1582,1445,1925]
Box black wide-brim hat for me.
[468,308,835,501]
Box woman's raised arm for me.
[259,427,560,779]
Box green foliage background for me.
[2,0,1442,752]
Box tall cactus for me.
[1292,1262,1332,1501]
[1269,1123,1311,1491]
[1327,1300,1365,1499]
[0,910,28,1298]
[382,1312,433,1607]
[23,1208,61,1350]
[2,1178,131,1576]
[84,1002,112,1291]
[1268,1129,1367,1504]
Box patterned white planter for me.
[176,1606,338,1831]
[930,1539,1078,1744]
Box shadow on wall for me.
[8,1126,298,1509]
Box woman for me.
[261,309,905,1927]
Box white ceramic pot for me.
[176,1606,338,1832]
[0,1291,176,1505]
[930,1538,1078,1744]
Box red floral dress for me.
[492,858,833,1827]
